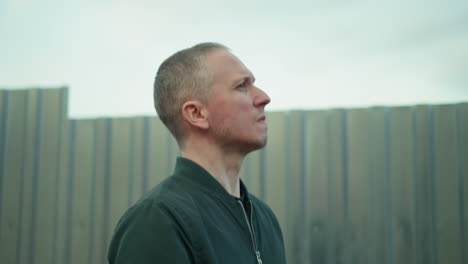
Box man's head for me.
[154,42,270,153]
[154,42,227,140]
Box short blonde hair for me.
[153,42,228,140]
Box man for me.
[108,43,286,264]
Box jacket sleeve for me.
[108,200,195,264]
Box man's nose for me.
[253,86,271,107]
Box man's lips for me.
[257,115,266,122]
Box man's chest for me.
[191,201,284,264]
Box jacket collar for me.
[173,157,250,202]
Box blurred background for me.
[1,1,467,264]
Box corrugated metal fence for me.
[0,87,467,264]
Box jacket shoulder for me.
[108,176,201,263]
[134,175,199,217]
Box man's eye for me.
[237,82,247,90]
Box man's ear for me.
[181,100,209,130]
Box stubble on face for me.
[203,50,269,154]
[214,114,268,154]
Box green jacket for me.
[108,157,286,264]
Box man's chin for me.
[245,136,268,153]
[259,136,268,148]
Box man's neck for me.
[181,142,245,198]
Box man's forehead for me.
[206,49,253,79]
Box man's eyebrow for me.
[243,74,256,83]
[232,75,255,85]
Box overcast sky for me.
[1,0,467,117]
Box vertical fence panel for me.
[457,103,468,264]
[347,108,372,264]
[368,107,387,264]
[168,126,180,176]
[433,105,463,264]
[456,103,468,264]
[305,110,329,264]
[147,117,172,190]
[91,118,112,264]
[108,119,132,246]
[0,90,27,264]
[51,88,68,264]
[34,89,66,264]
[326,109,347,264]
[63,120,76,264]
[26,89,42,264]
[54,110,69,264]
[19,89,40,264]
[389,106,417,263]
[0,90,6,224]
[130,117,145,205]
[69,120,95,264]
[86,119,98,264]
[285,111,306,263]
[242,149,261,197]
[413,105,436,264]
[264,112,288,257]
